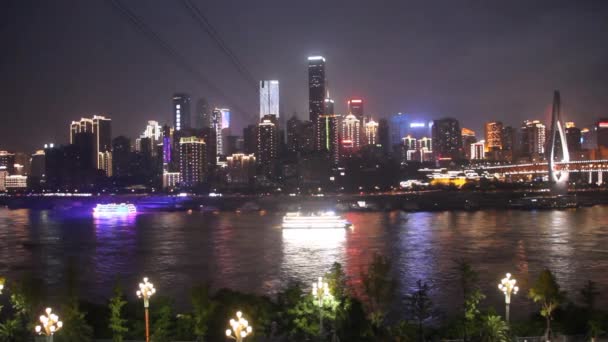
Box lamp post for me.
[136,277,156,342]
[35,307,63,342]
[312,276,332,337]
[498,273,519,323]
[0,277,4,294]
[225,311,252,342]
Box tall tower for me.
[432,118,462,160]
[257,115,278,178]
[484,121,503,151]
[342,114,361,149]
[308,56,326,124]
[179,136,206,187]
[260,80,280,118]
[173,93,191,131]
[548,90,570,188]
[347,99,364,121]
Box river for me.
[1,206,607,320]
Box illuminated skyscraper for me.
[341,114,361,149]
[179,136,206,187]
[308,56,326,124]
[257,115,278,178]
[461,128,477,159]
[260,80,280,118]
[565,122,582,152]
[521,120,546,160]
[212,108,231,156]
[226,153,256,185]
[173,93,191,131]
[136,120,162,156]
[347,99,364,121]
[70,115,112,175]
[389,113,409,148]
[317,114,340,165]
[485,121,503,151]
[432,118,461,160]
[364,119,379,145]
[470,140,486,160]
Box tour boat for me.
[282,211,351,229]
[93,203,137,215]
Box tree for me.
[108,284,129,342]
[580,280,599,313]
[151,299,173,342]
[479,314,509,342]
[55,263,93,342]
[361,253,397,328]
[0,319,19,342]
[454,259,485,341]
[405,280,433,342]
[191,284,215,341]
[528,269,565,340]
[325,263,348,303]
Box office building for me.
[163,172,181,189]
[243,124,258,155]
[226,153,256,185]
[179,136,206,187]
[347,99,364,121]
[112,136,131,179]
[136,120,162,156]
[195,98,211,129]
[173,93,191,131]
[470,140,486,160]
[0,151,15,174]
[324,97,334,116]
[521,120,546,160]
[565,122,582,152]
[461,128,477,159]
[260,80,280,118]
[29,150,45,179]
[257,115,279,178]
[364,119,379,145]
[212,108,231,156]
[389,113,409,147]
[70,115,112,174]
[378,119,390,154]
[596,119,608,148]
[308,56,326,124]
[485,121,503,151]
[341,114,361,150]
[432,118,462,160]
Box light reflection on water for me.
[0,207,607,318]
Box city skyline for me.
[2,1,608,152]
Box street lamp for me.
[225,311,252,342]
[35,307,63,342]
[136,277,156,342]
[498,273,519,322]
[312,276,332,337]
[0,277,5,294]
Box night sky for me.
[1,0,607,152]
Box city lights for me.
[282,212,351,229]
[312,276,333,336]
[93,203,137,216]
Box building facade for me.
[179,136,206,187]
[173,93,191,131]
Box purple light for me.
[93,203,137,216]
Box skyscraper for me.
[389,113,409,148]
[461,128,477,159]
[565,122,582,153]
[364,119,379,145]
[485,121,503,151]
[0,151,15,174]
[195,98,211,129]
[432,118,462,160]
[179,136,206,187]
[173,94,191,131]
[226,153,256,185]
[260,80,280,118]
[308,56,326,124]
[378,119,390,154]
[341,114,361,150]
[257,115,278,178]
[286,116,314,154]
[212,108,230,156]
[70,115,112,175]
[136,120,162,156]
[316,113,340,165]
[596,119,608,148]
[470,140,486,160]
[521,120,546,160]
[112,136,131,179]
[347,99,364,121]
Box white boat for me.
[282,211,351,229]
[93,203,137,215]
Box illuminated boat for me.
[282,211,351,229]
[93,203,137,215]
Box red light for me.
[599,122,608,128]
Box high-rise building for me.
[179,136,206,187]
[324,97,334,115]
[470,140,486,160]
[316,95,340,164]
[30,150,45,179]
[596,119,608,148]
[70,115,112,175]
[347,99,364,121]
[432,118,462,160]
[195,98,211,129]
[257,115,278,178]
[226,153,256,185]
[112,136,131,179]
[260,80,280,118]
[173,93,191,131]
[565,122,582,152]
[364,119,379,145]
[401,135,418,162]
[308,56,326,124]
[581,128,596,150]
[485,121,503,151]
[461,128,477,159]
[212,108,231,156]
[243,124,258,155]
[341,114,361,150]
[389,113,409,148]
[286,116,314,154]
[0,151,15,174]
[136,120,162,156]
[378,119,390,155]
[521,120,546,160]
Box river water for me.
[1,206,607,319]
